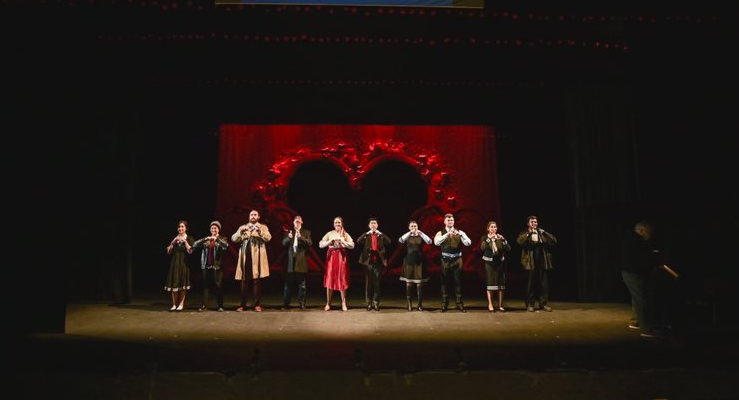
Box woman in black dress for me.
[398,221,432,311]
[165,220,193,311]
[480,221,511,312]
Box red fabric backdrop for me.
[216,124,500,274]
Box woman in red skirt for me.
[318,216,355,311]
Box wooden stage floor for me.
[13,295,739,400]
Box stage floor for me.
[14,296,739,400]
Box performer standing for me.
[165,220,193,311]
[356,218,391,311]
[281,215,312,310]
[232,210,272,312]
[398,221,432,311]
[434,213,472,312]
[192,220,228,312]
[318,216,354,311]
[480,221,511,312]
[517,215,557,312]
[622,220,662,338]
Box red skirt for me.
[324,248,349,290]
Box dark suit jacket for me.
[356,231,391,268]
[192,235,229,270]
[516,229,557,270]
[282,229,313,273]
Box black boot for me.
[416,285,424,311]
[202,288,210,311]
[405,285,413,311]
[297,281,306,309]
[456,295,466,313]
[441,295,449,312]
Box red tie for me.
[371,232,378,251]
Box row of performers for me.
[165,211,557,313]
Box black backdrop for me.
[8,1,734,334]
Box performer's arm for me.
[232,226,246,242]
[433,231,447,246]
[301,231,313,247]
[480,236,491,251]
[319,233,331,248]
[399,232,410,244]
[459,230,472,246]
[259,225,272,242]
[516,231,529,246]
[343,233,355,249]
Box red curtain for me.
[216,124,500,273]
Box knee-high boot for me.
[456,295,466,313]
[416,284,424,311]
[405,285,413,311]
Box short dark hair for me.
[444,213,454,219]
[527,215,538,222]
[635,221,653,232]
[368,217,378,223]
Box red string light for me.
[38,0,717,25]
[96,32,630,51]
[146,76,544,87]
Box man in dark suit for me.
[356,217,391,311]
[517,215,557,312]
[192,220,229,312]
[281,215,313,310]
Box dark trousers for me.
[201,268,224,308]
[526,266,549,307]
[365,265,382,304]
[283,272,307,306]
[240,277,262,307]
[440,257,463,304]
[621,271,647,328]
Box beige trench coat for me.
[231,224,272,280]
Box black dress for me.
[480,235,510,291]
[165,237,193,292]
[400,234,430,284]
